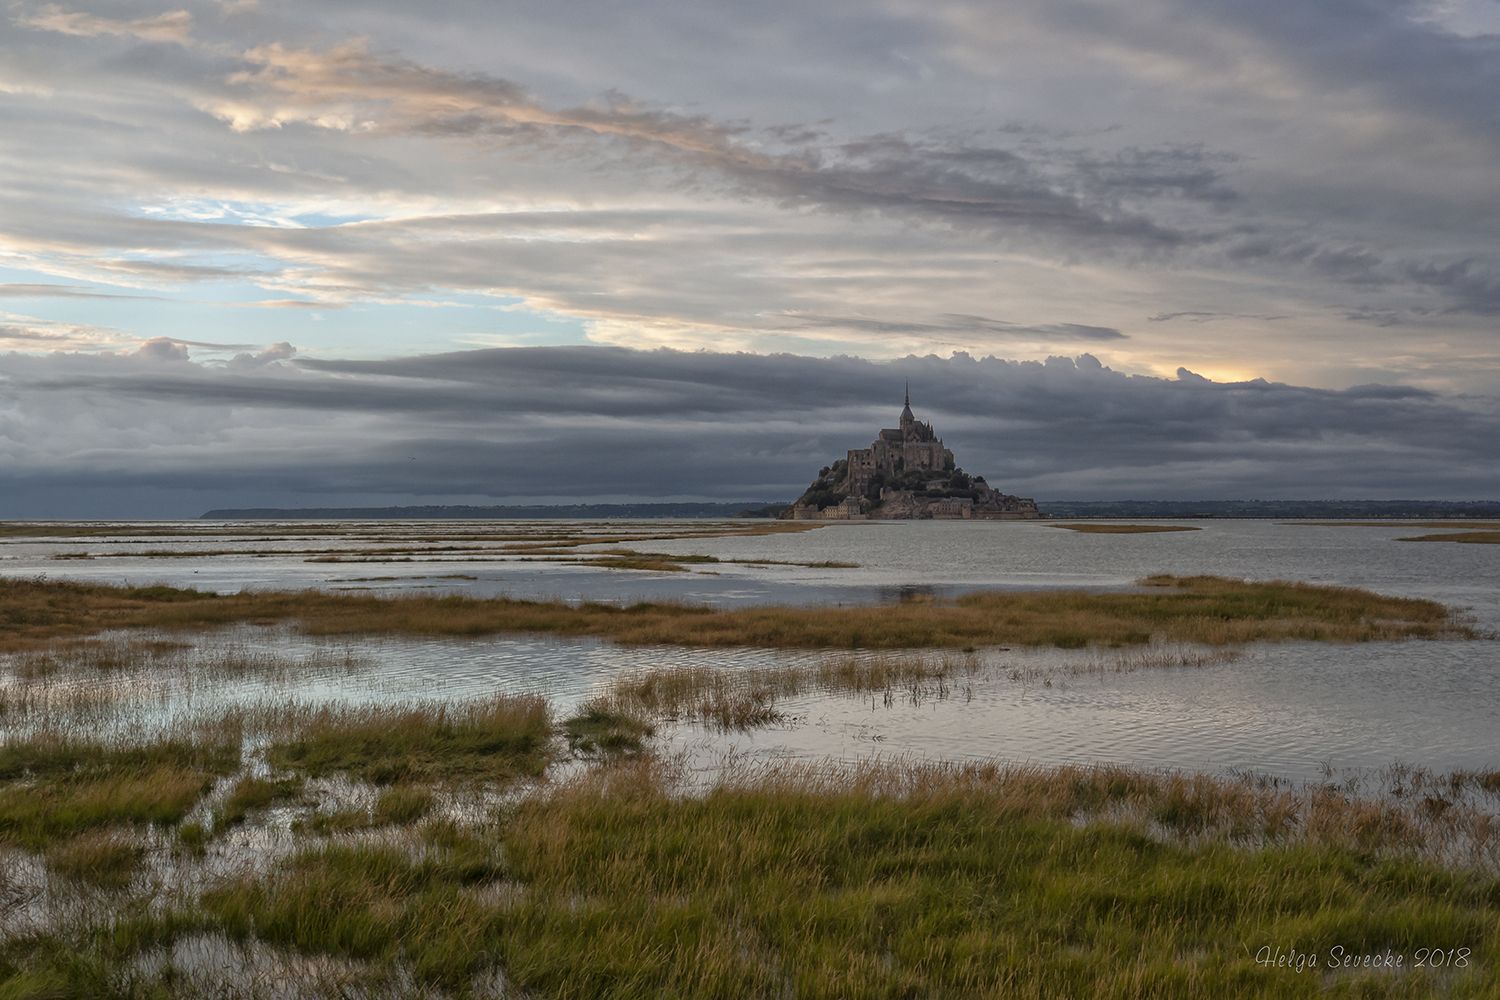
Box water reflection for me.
[4,625,1494,785]
[2,519,1497,782]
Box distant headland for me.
[783,386,1041,520]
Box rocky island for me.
[783,387,1042,520]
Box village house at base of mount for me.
[783,390,1042,521]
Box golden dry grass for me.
[0,574,1474,652]
[1399,531,1500,544]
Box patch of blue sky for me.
[340,296,595,356]
[0,265,594,357]
[134,198,383,228]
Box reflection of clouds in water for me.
[4,622,1493,784]
[655,639,1498,784]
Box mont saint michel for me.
[784,388,1041,520]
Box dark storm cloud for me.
[2,346,1496,517]
[1201,0,1500,136]
[1405,259,1500,315]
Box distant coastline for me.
[199,502,792,520]
[1035,499,1500,519]
[198,499,1500,520]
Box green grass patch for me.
[211,775,305,836]
[562,705,656,756]
[0,909,222,997]
[44,830,144,889]
[189,761,1500,997]
[265,695,552,785]
[375,785,434,825]
[203,840,508,989]
[0,736,240,849]
[293,786,435,836]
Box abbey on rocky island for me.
[782,387,1042,520]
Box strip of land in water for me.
[0,574,1475,651]
[1284,521,1500,530]
[1277,521,1500,544]
[1398,531,1500,544]
[1049,523,1202,533]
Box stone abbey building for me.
[786,387,1042,520]
[843,388,954,498]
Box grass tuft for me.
[44,830,143,889]
[562,703,656,756]
[0,734,240,849]
[211,775,305,836]
[374,785,434,825]
[266,694,552,785]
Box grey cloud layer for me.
[2,346,1495,517]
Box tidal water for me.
[3,519,1496,782]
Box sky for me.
[3,0,1500,515]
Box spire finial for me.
[904,378,909,407]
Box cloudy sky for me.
[3,0,1499,515]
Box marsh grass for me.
[580,548,861,572]
[592,664,796,730]
[295,786,436,835]
[2,574,1472,652]
[593,648,1241,730]
[4,744,1500,997]
[44,830,145,889]
[202,841,509,991]
[585,556,693,572]
[1288,522,1500,530]
[1399,531,1500,544]
[562,705,655,757]
[374,785,434,825]
[1051,523,1203,533]
[17,519,830,568]
[264,695,552,786]
[1003,646,1243,685]
[211,775,306,836]
[0,733,241,849]
[142,759,1500,998]
[0,635,371,748]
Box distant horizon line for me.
[164,498,1500,522]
